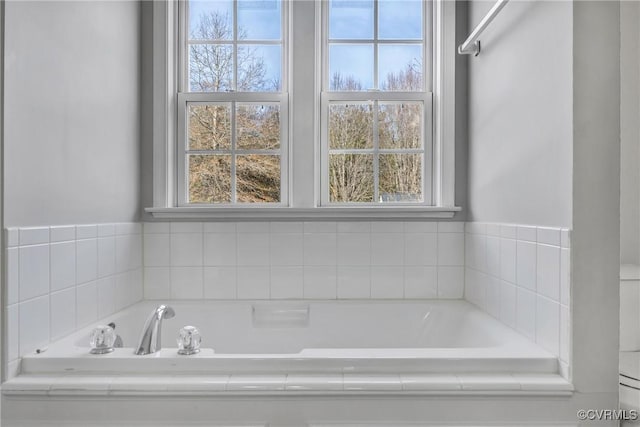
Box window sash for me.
[176,92,289,207]
[177,0,289,206]
[320,91,433,206]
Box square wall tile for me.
[371,222,404,233]
[50,288,76,340]
[438,222,464,233]
[371,266,404,298]
[516,288,536,341]
[270,233,304,266]
[144,234,170,267]
[76,225,98,240]
[6,228,19,247]
[517,225,537,242]
[536,296,560,356]
[50,226,75,243]
[97,224,116,237]
[537,227,561,246]
[536,244,560,301]
[500,281,517,329]
[19,227,49,245]
[170,267,204,299]
[170,222,203,233]
[437,233,464,266]
[303,222,336,233]
[203,222,236,233]
[204,233,237,266]
[338,222,371,233]
[485,275,501,319]
[170,233,203,267]
[237,267,270,299]
[76,282,98,328]
[144,222,171,234]
[500,238,517,284]
[337,233,371,266]
[6,248,19,305]
[270,266,303,299]
[97,237,116,278]
[560,305,570,362]
[50,242,76,292]
[96,277,116,319]
[560,248,570,306]
[465,233,486,272]
[204,266,237,299]
[76,239,98,285]
[337,266,370,298]
[237,233,270,266]
[236,222,269,233]
[404,233,437,266]
[303,266,337,299]
[371,233,404,266]
[404,222,437,233]
[270,222,303,233]
[19,244,50,301]
[144,267,171,299]
[437,266,464,298]
[516,241,536,291]
[303,233,337,266]
[485,236,500,278]
[115,234,142,272]
[7,304,19,361]
[19,295,49,356]
[404,266,437,298]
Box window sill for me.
[144,206,462,221]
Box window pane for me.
[189,44,234,92]
[189,0,234,40]
[379,153,422,202]
[238,0,281,40]
[237,45,281,91]
[188,104,232,150]
[378,0,422,40]
[329,0,374,40]
[378,44,423,91]
[237,155,281,202]
[329,44,373,90]
[237,104,280,150]
[329,154,374,202]
[329,103,373,149]
[189,155,232,203]
[378,102,422,149]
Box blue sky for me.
[188,0,423,91]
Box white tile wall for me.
[4,222,143,379]
[142,221,466,301]
[464,222,571,369]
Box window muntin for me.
[179,0,287,206]
[322,0,432,205]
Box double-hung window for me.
[150,0,457,218]
[321,0,432,206]
[178,0,287,205]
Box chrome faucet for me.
[134,304,175,355]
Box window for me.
[150,0,457,218]
[320,0,432,205]
[178,0,288,205]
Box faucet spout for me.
[135,304,175,355]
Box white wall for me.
[620,1,640,265]
[466,0,621,419]
[467,0,573,228]
[3,0,141,227]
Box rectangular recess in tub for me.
[252,303,310,328]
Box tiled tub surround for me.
[7,299,572,396]
[464,223,571,376]
[143,221,466,301]
[4,223,143,379]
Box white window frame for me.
[147,0,459,220]
[176,0,289,207]
[319,0,433,206]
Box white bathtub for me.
[19,300,559,377]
